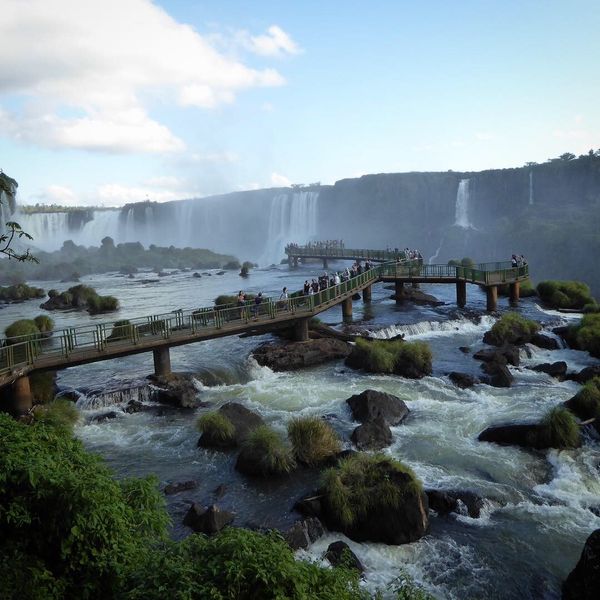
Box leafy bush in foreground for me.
[536,280,595,309]
[287,416,341,466]
[33,398,80,432]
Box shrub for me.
[107,320,135,342]
[0,283,45,302]
[566,377,600,420]
[214,293,255,307]
[460,257,475,268]
[4,319,40,342]
[287,416,341,465]
[536,280,595,309]
[33,315,54,335]
[484,312,541,346]
[537,406,580,448]
[223,260,241,270]
[196,412,235,444]
[583,303,600,313]
[29,371,57,404]
[519,279,537,297]
[88,294,119,314]
[239,425,296,476]
[348,338,432,378]
[322,453,422,527]
[574,313,600,358]
[33,398,80,431]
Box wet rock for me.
[473,345,520,367]
[449,372,479,388]
[193,272,202,278]
[294,493,323,519]
[566,365,600,384]
[531,333,560,350]
[346,389,409,425]
[147,372,200,408]
[478,423,543,449]
[483,321,539,347]
[563,529,600,600]
[183,503,234,535]
[553,325,579,349]
[531,361,568,380]
[283,517,324,550]
[390,287,443,306]
[219,402,265,445]
[213,484,227,498]
[88,411,120,423]
[325,541,365,573]
[252,338,351,371]
[124,399,145,413]
[164,480,198,495]
[426,489,485,518]
[216,271,226,275]
[481,361,513,388]
[351,416,393,450]
[459,346,471,354]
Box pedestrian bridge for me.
[0,252,529,412]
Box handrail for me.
[0,256,529,380]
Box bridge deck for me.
[0,255,529,387]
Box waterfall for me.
[260,190,319,265]
[428,234,446,264]
[529,171,534,205]
[454,179,472,228]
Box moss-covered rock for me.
[483,312,541,346]
[0,283,45,303]
[537,280,595,309]
[573,314,600,358]
[287,416,341,466]
[40,284,119,314]
[235,425,296,477]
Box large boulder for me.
[566,365,600,384]
[164,480,198,495]
[553,325,580,349]
[473,345,520,367]
[324,541,365,573]
[531,361,568,380]
[482,314,541,347]
[252,338,351,371]
[148,373,201,408]
[198,402,265,448]
[351,417,393,450]
[283,517,324,550]
[426,489,485,518]
[449,372,479,389]
[531,333,560,350]
[390,287,443,306]
[481,361,514,388]
[478,423,544,449]
[563,529,600,600]
[346,389,409,425]
[183,503,234,534]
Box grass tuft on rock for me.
[33,398,80,431]
[536,280,595,309]
[574,313,600,358]
[4,318,40,342]
[321,453,422,527]
[485,312,540,346]
[240,425,296,476]
[287,416,341,466]
[196,412,235,444]
[349,338,432,377]
[538,406,580,449]
[566,377,600,420]
[33,314,54,335]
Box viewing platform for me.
[0,248,529,413]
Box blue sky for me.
[1,0,599,206]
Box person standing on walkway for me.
[253,292,263,319]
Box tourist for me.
[303,280,310,295]
[279,286,289,310]
[253,292,263,319]
[511,254,518,268]
[237,290,246,319]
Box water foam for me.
[369,315,497,340]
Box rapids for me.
[2,262,598,599]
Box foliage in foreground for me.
[32,398,80,431]
[538,406,580,449]
[536,280,595,309]
[287,416,341,466]
[0,414,378,599]
[322,453,422,527]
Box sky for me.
[1,0,599,207]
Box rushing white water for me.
[260,190,319,265]
[529,171,534,206]
[370,315,497,340]
[454,179,472,228]
[428,234,446,264]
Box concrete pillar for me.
[323,258,329,270]
[509,282,520,307]
[294,318,309,342]
[456,280,467,308]
[9,376,33,415]
[486,286,498,312]
[395,281,405,304]
[292,256,298,269]
[362,284,372,303]
[342,297,353,320]
[153,347,172,377]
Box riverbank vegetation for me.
[0,283,45,303]
[42,284,118,314]
[573,313,600,358]
[288,416,341,466]
[0,236,239,284]
[483,312,541,346]
[536,280,596,309]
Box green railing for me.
[286,245,407,262]
[0,266,381,379]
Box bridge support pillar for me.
[456,280,467,308]
[342,297,353,321]
[294,318,309,342]
[362,285,372,303]
[323,258,329,270]
[486,286,498,312]
[395,281,405,304]
[153,347,172,377]
[9,376,33,416]
[509,282,520,307]
[290,256,298,269]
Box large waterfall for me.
[14,189,320,266]
[454,178,472,228]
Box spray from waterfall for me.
[529,171,534,205]
[454,179,472,228]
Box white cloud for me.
[97,183,187,205]
[246,25,302,57]
[270,172,292,187]
[0,0,287,153]
[33,184,79,206]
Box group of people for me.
[285,240,345,252]
[300,260,374,296]
[511,254,527,267]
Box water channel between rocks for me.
[3,263,599,599]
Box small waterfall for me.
[75,384,155,410]
[0,189,14,226]
[529,171,534,205]
[260,190,319,265]
[428,234,446,264]
[454,179,472,228]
